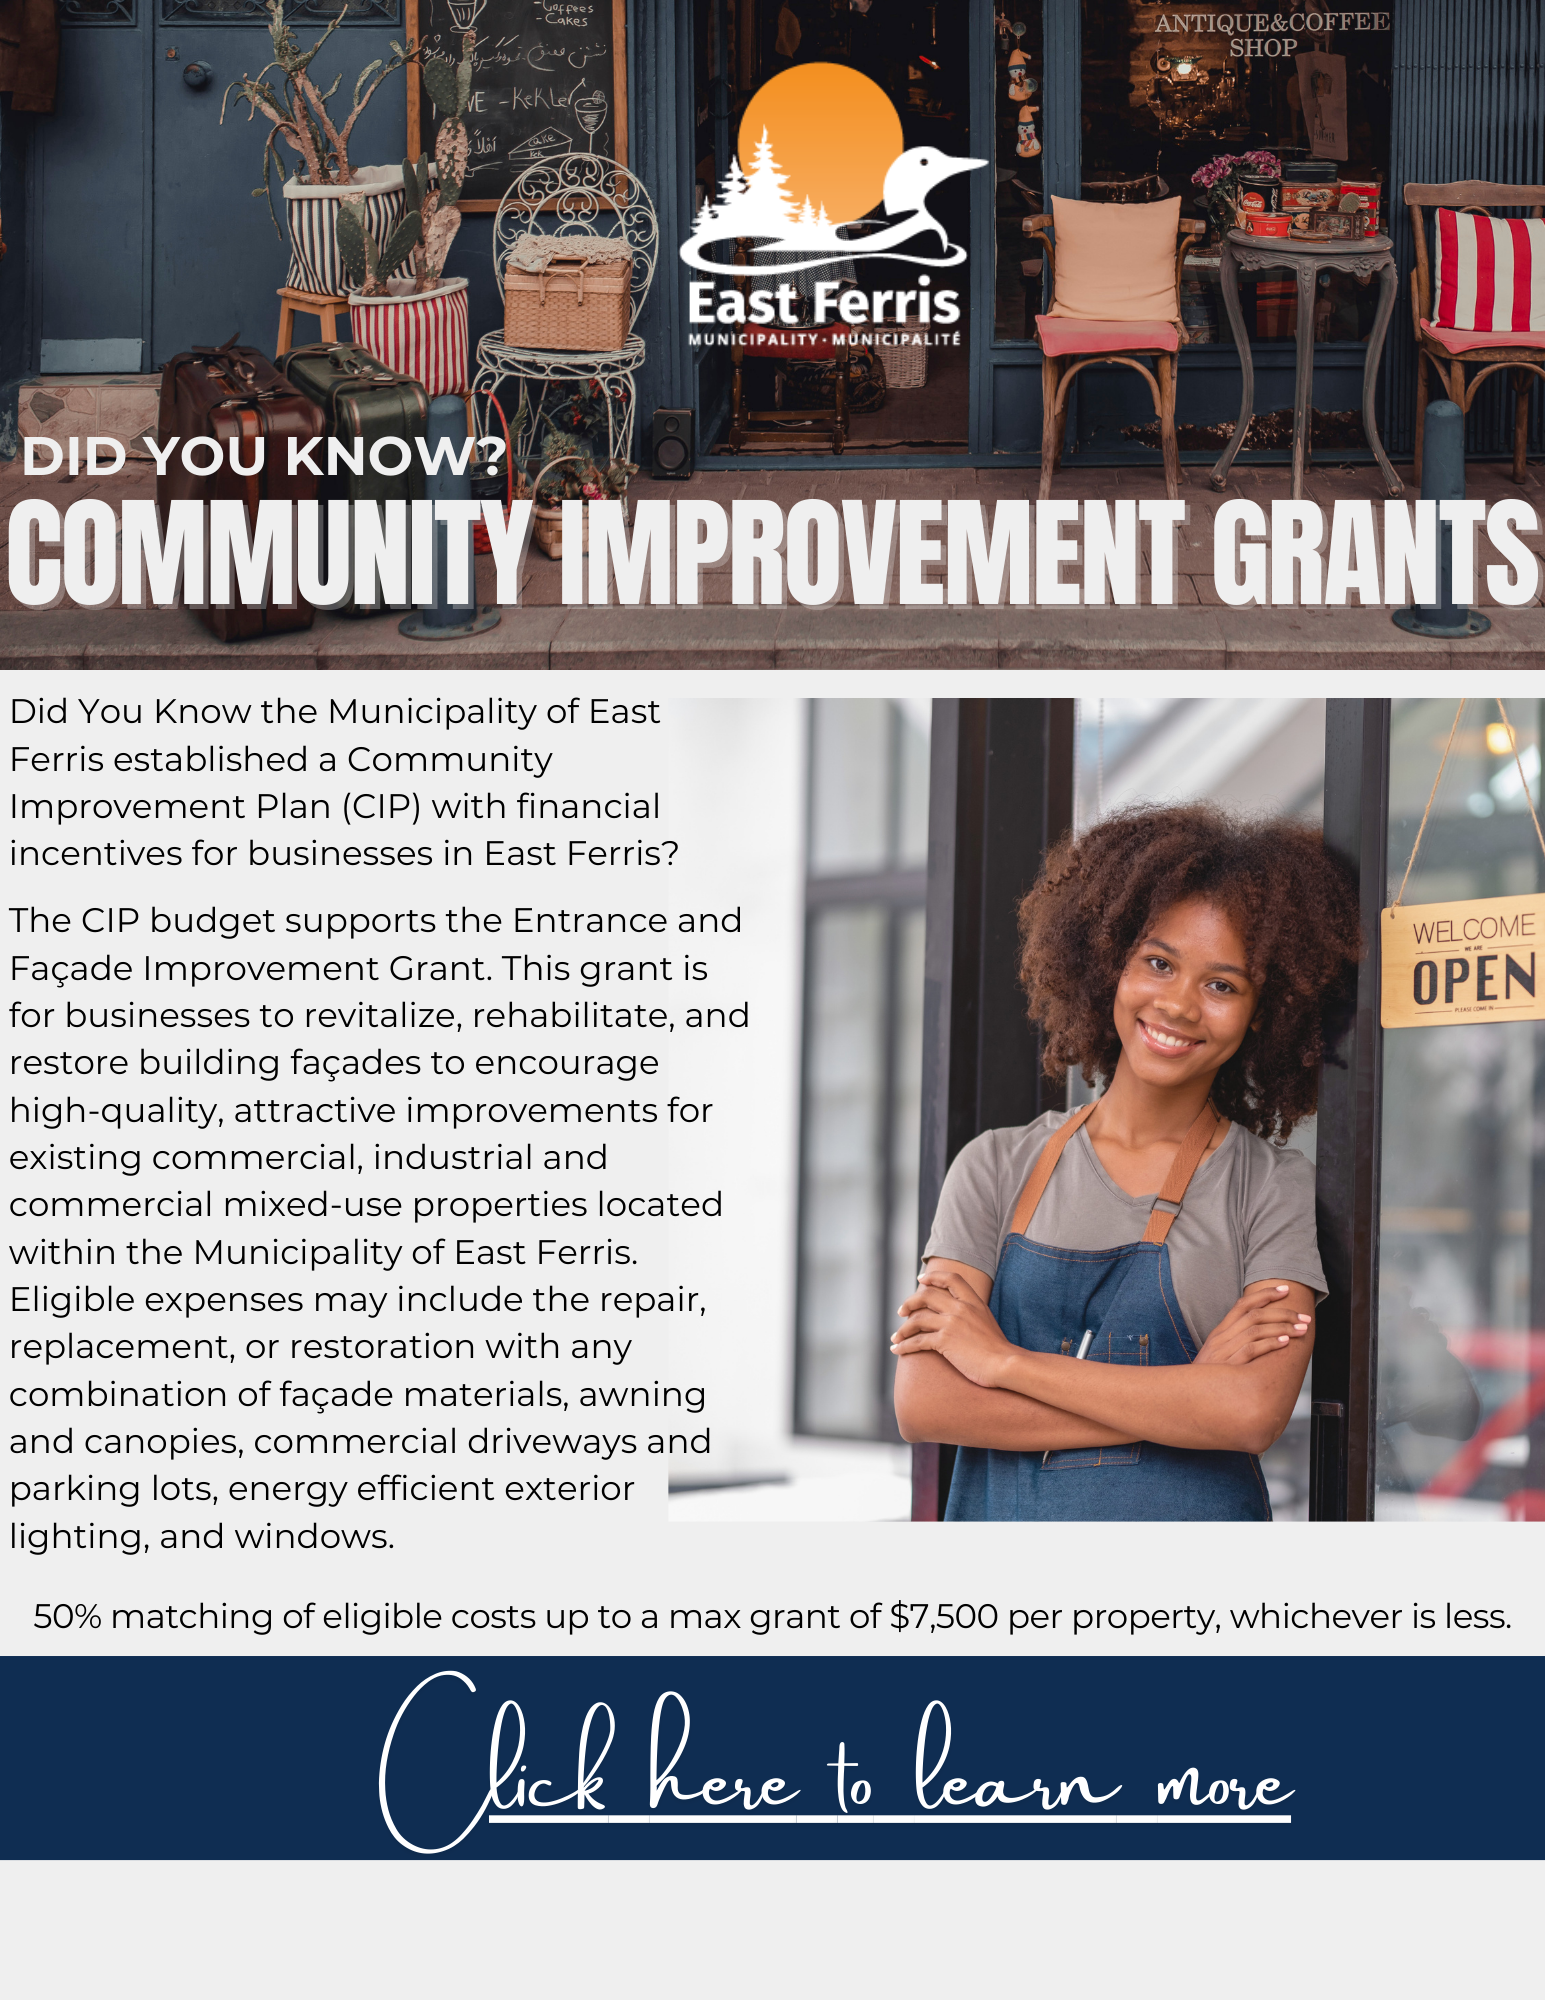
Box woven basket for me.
[503,249,632,352]
[528,455,630,560]
[877,318,928,391]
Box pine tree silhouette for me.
[694,155,750,238]
[740,127,797,232]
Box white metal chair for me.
[474,152,659,468]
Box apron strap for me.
[1139,1103,1223,1244]
[1006,1099,1222,1242]
[1008,1100,1097,1237]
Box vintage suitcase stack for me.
[156,340,325,642]
[278,343,430,615]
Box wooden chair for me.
[726,242,852,454]
[1406,180,1545,484]
[1027,212,1203,499]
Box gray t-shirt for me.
[923,1111,1327,1347]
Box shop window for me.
[1375,701,1544,1521]
[992,3,1046,342]
[1071,696,1327,1518]
[795,701,929,1439]
[1079,3,1392,347]
[691,0,973,448]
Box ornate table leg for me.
[1363,255,1404,497]
[1209,240,1254,490]
[1291,260,1317,500]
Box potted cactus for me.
[339,34,474,398]
[221,0,420,296]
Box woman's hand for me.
[890,1270,1020,1390]
[1194,1285,1312,1367]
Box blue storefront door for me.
[39,3,408,374]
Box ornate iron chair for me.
[475,153,659,469]
[1405,180,1545,485]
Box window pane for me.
[809,701,891,876]
[798,906,887,1436]
[1075,697,1327,827]
[992,3,1045,343]
[1375,699,1543,1520]
[896,701,931,869]
[1072,698,1326,1517]
[1077,2,1392,434]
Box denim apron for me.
[945,1101,1272,1522]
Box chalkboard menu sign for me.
[406,0,628,213]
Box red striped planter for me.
[347,277,470,398]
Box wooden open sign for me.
[1381,892,1545,1028]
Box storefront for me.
[2,0,1542,462]
[909,698,1544,1523]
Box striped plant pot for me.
[347,277,470,397]
[283,166,406,297]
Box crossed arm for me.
[891,1258,1315,1458]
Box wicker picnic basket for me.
[503,233,633,352]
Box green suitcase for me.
[278,343,431,615]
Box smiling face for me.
[1111,896,1260,1095]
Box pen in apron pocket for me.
[1044,1329,1095,1467]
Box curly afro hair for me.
[1018,804,1363,1141]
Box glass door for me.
[1375,700,1544,1520]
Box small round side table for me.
[1208,228,1403,500]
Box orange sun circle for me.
[738,63,904,224]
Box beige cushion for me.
[1046,195,1181,322]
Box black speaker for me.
[650,408,694,479]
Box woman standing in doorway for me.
[891,804,1363,1521]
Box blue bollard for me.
[1391,399,1491,639]
[399,395,501,641]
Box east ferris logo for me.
[681,62,984,338]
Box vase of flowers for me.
[1192,150,1281,237]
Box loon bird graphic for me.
[681,144,986,276]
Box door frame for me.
[1312,699,1390,1521]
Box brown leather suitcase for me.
[157,340,327,642]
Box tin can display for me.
[1236,173,1279,216]
[1339,178,1382,233]
[1281,181,1338,215]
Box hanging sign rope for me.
[1381,697,1545,1030]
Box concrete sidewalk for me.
[4,459,1542,668]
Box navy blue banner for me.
[4,1656,1539,1860]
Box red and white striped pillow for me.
[1434,208,1545,333]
